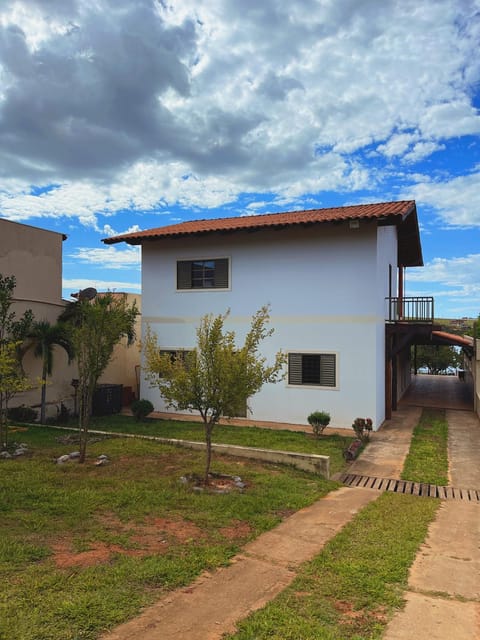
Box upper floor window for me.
[177,258,229,290]
[288,352,337,388]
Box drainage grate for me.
[339,473,480,503]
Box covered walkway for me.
[400,373,473,411]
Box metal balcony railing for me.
[386,297,434,323]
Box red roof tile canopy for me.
[431,331,474,350]
[103,200,423,267]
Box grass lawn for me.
[226,492,438,640]
[0,425,337,640]
[85,413,353,475]
[2,407,447,640]
[401,408,449,485]
[225,406,447,640]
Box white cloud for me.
[0,0,477,224]
[419,101,480,139]
[408,253,480,287]
[102,223,142,237]
[63,278,141,298]
[407,254,480,313]
[377,132,419,158]
[405,171,480,227]
[0,0,479,324]
[403,141,445,164]
[407,254,480,317]
[68,245,140,269]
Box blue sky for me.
[0,0,479,318]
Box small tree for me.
[27,320,74,424]
[60,293,138,463]
[143,306,286,484]
[0,274,35,449]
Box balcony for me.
[386,296,434,323]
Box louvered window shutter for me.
[320,354,336,387]
[288,353,303,385]
[214,259,229,288]
[177,261,192,289]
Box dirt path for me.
[383,410,480,640]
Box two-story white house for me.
[104,201,428,429]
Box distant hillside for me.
[437,317,475,336]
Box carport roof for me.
[431,331,474,352]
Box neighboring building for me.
[98,292,142,405]
[105,200,431,430]
[0,218,75,415]
[0,218,143,417]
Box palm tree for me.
[28,321,74,424]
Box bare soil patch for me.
[51,513,205,568]
[219,520,252,540]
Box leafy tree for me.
[0,274,35,449]
[60,293,138,463]
[413,344,462,375]
[143,306,286,484]
[27,320,74,424]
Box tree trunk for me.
[78,385,92,464]
[204,420,213,485]
[0,396,6,450]
[40,362,47,425]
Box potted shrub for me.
[307,410,331,437]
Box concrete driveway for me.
[401,373,473,411]
[383,409,480,640]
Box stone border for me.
[30,425,331,479]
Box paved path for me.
[101,405,480,640]
[101,407,418,640]
[383,410,480,640]
[101,488,378,640]
[347,404,420,479]
[401,373,473,411]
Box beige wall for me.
[0,218,78,417]
[0,218,64,305]
[98,293,142,402]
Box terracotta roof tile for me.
[103,200,416,245]
[431,331,474,349]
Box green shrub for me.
[307,410,331,437]
[352,417,373,441]
[7,405,38,423]
[131,399,154,421]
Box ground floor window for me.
[158,349,194,375]
[288,352,337,387]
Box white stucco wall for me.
[141,223,398,429]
